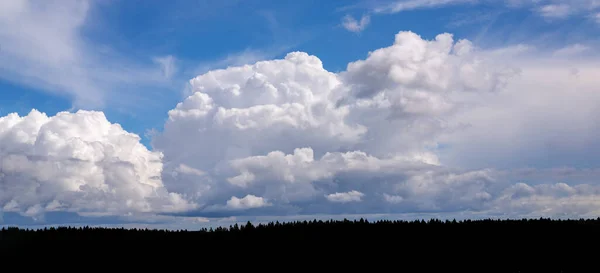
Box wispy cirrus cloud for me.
[537,3,572,19]
[552,44,590,57]
[339,0,476,33]
[0,0,176,110]
[593,12,600,24]
[373,0,476,14]
[341,14,371,33]
[339,0,600,34]
[371,0,600,16]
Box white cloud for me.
[153,55,178,80]
[326,191,365,203]
[437,58,600,170]
[490,181,600,218]
[154,32,501,211]
[0,109,195,219]
[224,147,439,203]
[342,14,371,33]
[530,1,600,20]
[383,194,404,204]
[486,44,536,57]
[341,31,514,99]
[537,4,572,19]
[552,44,590,57]
[374,0,476,14]
[152,29,600,219]
[174,164,206,177]
[226,195,271,210]
[0,0,175,109]
[369,0,600,23]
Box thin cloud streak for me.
[0,0,176,110]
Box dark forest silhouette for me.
[2,217,597,272]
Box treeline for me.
[2,217,599,271]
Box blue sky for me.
[1,0,600,229]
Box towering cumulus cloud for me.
[0,110,194,220]
[3,30,600,224]
[152,30,600,219]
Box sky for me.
[1,0,600,229]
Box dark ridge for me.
[2,217,597,272]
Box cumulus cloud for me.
[0,110,195,220]
[341,32,513,99]
[152,29,600,220]
[224,147,439,205]
[4,28,600,224]
[342,14,371,33]
[489,180,600,218]
[226,195,271,210]
[326,191,365,203]
[154,32,498,215]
